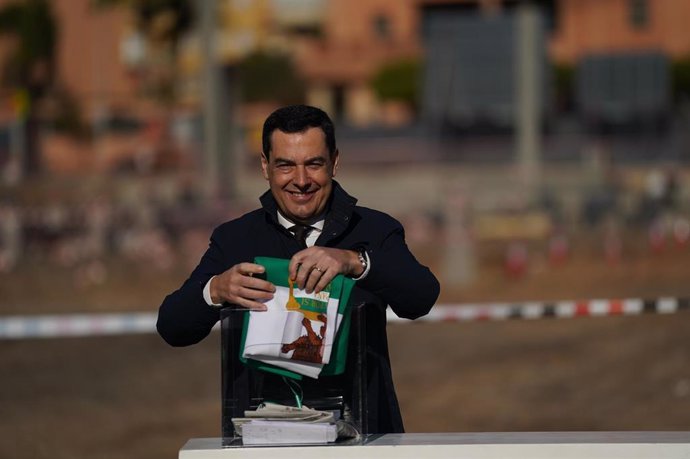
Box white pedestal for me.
[180,432,690,459]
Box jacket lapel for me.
[259,181,358,247]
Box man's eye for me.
[307,163,324,170]
[276,164,293,171]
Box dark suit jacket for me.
[157,181,440,433]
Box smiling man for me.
[157,105,440,434]
[263,125,335,224]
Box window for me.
[629,0,649,29]
[373,14,391,41]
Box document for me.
[240,257,355,379]
[241,420,337,445]
[233,402,339,445]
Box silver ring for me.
[313,267,323,273]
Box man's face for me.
[261,127,339,224]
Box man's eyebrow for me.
[273,155,327,165]
[304,156,327,164]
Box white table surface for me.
[179,431,690,459]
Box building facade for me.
[293,0,421,126]
[550,0,690,64]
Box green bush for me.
[238,51,305,104]
[671,56,690,102]
[370,58,421,108]
[553,62,574,111]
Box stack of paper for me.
[241,421,337,445]
[232,402,338,445]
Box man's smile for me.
[286,189,317,201]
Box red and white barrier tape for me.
[1,298,688,339]
[0,313,158,339]
[386,297,690,323]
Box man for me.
[157,105,440,434]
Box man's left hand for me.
[288,247,363,293]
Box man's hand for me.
[210,262,275,311]
[288,247,363,294]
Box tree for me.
[0,0,58,175]
[95,0,194,103]
[237,51,305,104]
[370,58,421,109]
[672,56,690,103]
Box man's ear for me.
[331,149,339,177]
[260,154,269,180]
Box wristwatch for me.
[356,248,368,273]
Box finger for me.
[237,262,267,276]
[215,274,272,300]
[229,285,272,310]
[313,269,335,294]
[304,266,327,293]
[236,297,268,312]
[237,285,275,302]
[288,252,307,280]
[295,262,316,290]
[287,253,308,286]
[240,276,275,293]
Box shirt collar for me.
[276,211,325,232]
[260,180,357,242]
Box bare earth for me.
[1,240,690,458]
[1,315,689,459]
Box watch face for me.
[358,250,367,268]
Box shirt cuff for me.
[352,250,371,281]
[203,275,223,307]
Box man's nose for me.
[293,166,310,187]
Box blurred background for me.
[1,0,689,458]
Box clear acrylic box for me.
[220,302,369,447]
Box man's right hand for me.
[209,263,275,311]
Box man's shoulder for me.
[353,205,402,228]
[212,208,265,236]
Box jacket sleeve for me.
[357,223,440,320]
[156,227,230,346]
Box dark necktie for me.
[290,224,311,249]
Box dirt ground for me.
[1,238,690,458]
[1,315,689,459]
